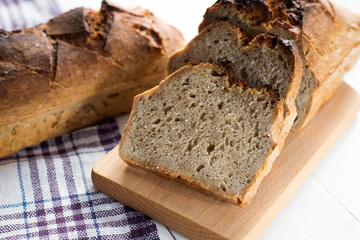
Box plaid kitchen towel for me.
[0,117,159,239]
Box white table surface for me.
[58,1,360,239]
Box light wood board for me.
[92,83,360,240]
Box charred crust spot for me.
[210,70,226,77]
[101,0,123,13]
[270,20,294,30]
[266,86,282,102]
[278,0,304,25]
[214,61,249,89]
[210,60,236,77]
[211,0,320,28]
[271,0,319,26]
[215,0,273,24]
[218,60,237,75]
[253,34,282,48]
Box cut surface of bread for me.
[199,0,360,130]
[119,63,284,206]
[168,21,302,138]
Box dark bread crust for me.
[200,0,326,30]
[216,0,273,24]
[199,0,360,130]
[119,63,284,207]
[46,8,91,36]
[0,32,54,77]
[221,0,321,26]
[0,0,185,158]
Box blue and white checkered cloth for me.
[0,1,160,239]
[0,118,159,239]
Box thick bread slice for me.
[199,0,360,130]
[119,63,284,207]
[168,21,302,139]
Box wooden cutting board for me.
[92,83,360,240]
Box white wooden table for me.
[58,1,360,239]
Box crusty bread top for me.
[199,0,360,85]
[199,0,337,31]
[0,0,185,125]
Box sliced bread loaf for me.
[198,0,360,130]
[168,21,302,139]
[119,63,284,206]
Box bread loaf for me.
[199,0,360,130]
[119,63,284,206]
[0,1,185,158]
[168,21,302,139]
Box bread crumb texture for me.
[120,63,282,202]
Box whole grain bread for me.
[168,21,302,139]
[0,1,185,159]
[199,0,360,130]
[119,63,284,206]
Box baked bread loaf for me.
[0,1,185,159]
[199,0,360,130]
[119,63,284,206]
[168,21,302,139]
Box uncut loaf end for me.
[0,0,185,158]
[119,63,284,206]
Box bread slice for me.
[198,0,360,130]
[119,63,284,206]
[168,21,302,139]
